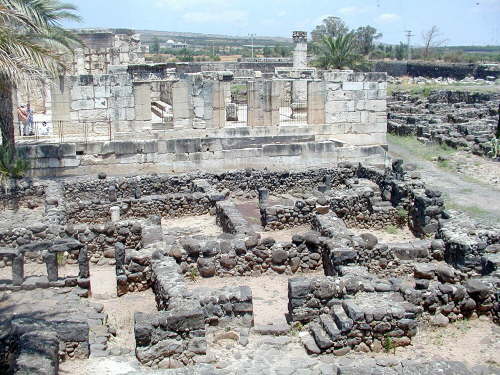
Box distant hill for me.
[136,29,292,47]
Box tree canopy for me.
[0,0,81,148]
[314,33,365,70]
[311,16,382,58]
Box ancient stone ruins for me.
[1,31,499,375]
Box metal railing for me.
[15,120,112,144]
[279,98,308,125]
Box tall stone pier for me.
[292,31,308,68]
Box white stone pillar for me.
[292,31,308,69]
[110,206,120,222]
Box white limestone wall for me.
[323,71,387,146]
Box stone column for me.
[258,188,269,206]
[12,253,24,286]
[50,76,72,138]
[267,81,282,126]
[115,242,127,296]
[248,80,280,127]
[115,242,126,275]
[78,246,90,279]
[211,81,227,128]
[43,251,58,282]
[110,206,120,222]
[109,186,117,202]
[172,80,193,128]
[307,80,326,125]
[134,82,152,121]
[324,175,332,190]
[292,31,308,69]
[247,80,260,127]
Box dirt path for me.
[388,139,500,224]
[186,272,323,326]
[90,265,117,299]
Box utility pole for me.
[248,33,256,58]
[405,30,414,61]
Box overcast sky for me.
[65,0,500,45]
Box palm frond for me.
[314,32,366,70]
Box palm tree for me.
[314,33,365,70]
[0,0,81,149]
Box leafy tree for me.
[314,33,365,70]
[311,16,349,42]
[150,37,160,54]
[273,45,291,57]
[0,0,81,150]
[394,42,407,60]
[354,26,382,56]
[263,46,272,57]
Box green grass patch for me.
[444,200,489,217]
[437,159,453,170]
[385,225,400,235]
[230,84,247,95]
[388,81,500,97]
[388,135,457,163]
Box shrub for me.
[0,145,29,181]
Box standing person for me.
[16,105,28,136]
[26,103,34,136]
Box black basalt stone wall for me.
[373,61,500,80]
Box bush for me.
[0,145,29,181]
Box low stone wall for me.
[0,179,46,210]
[289,271,421,355]
[261,187,405,231]
[67,221,143,264]
[311,213,433,278]
[21,135,387,177]
[190,286,254,326]
[261,200,316,230]
[215,201,252,235]
[0,239,91,297]
[373,61,500,80]
[66,193,213,223]
[117,245,153,296]
[63,173,196,202]
[307,296,419,355]
[0,224,63,258]
[172,232,324,278]
[62,168,355,202]
[288,276,346,323]
[0,220,143,268]
[0,316,91,374]
[137,251,255,367]
[403,263,498,321]
[134,304,207,367]
[438,213,500,272]
[357,163,443,238]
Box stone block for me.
[263,144,303,157]
[175,139,201,154]
[342,82,364,91]
[94,98,108,109]
[288,278,311,299]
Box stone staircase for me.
[302,292,419,355]
[356,178,394,213]
[151,100,170,119]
